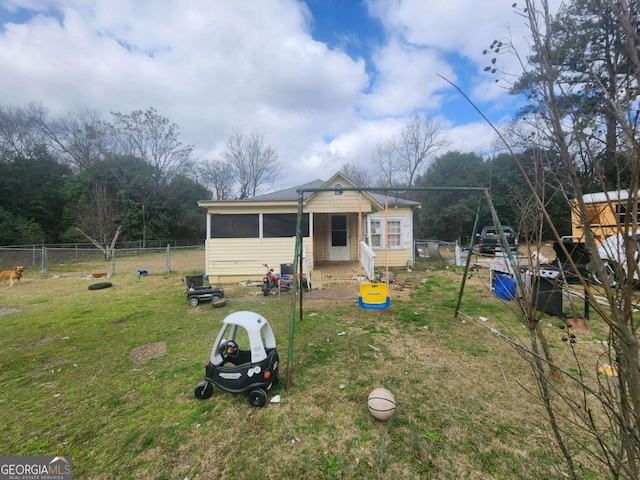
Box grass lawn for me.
[0,249,614,478]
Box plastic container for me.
[494,273,516,300]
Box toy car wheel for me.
[249,388,267,407]
[188,297,200,307]
[194,381,214,399]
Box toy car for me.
[194,311,280,407]
[184,274,224,307]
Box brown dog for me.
[0,266,24,287]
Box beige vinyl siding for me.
[204,237,312,283]
[306,189,374,214]
[374,245,411,268]
[349,213,360,259]
[369,208,413,268]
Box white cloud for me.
[0,0,555,189]
[448,121,502,155]
[363,38,455,116]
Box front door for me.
[328,214,350,261]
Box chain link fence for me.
[0,240,204,276]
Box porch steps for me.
[312,270,365,289]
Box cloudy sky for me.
[0,0,554,191]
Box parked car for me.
[476,226,518,254]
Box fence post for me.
[165,244,171,274]
[109,250,116,278]
[41,246,47,277]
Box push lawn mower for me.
[194,311,280,407]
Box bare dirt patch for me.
[299,272,421,310]
[0,307,19,318]
[129,341,167,366]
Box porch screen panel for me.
[211,214,259,238]
[263,213,310,237]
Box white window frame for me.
[370,219,382,248]
[368,216,404,250]
[387,219,402,247]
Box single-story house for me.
[198,172,421,283]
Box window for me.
[585,205,604,226]
[263,213,310,237]
[333,183,343,196]
[369,218,403,248]
[370,220,382,247]
[211,214,258,238]
[331,215,347,246]
[387,220,401,247]
[616,203,640,225]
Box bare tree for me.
[75,185,122,258]
[372,139,398,187]
[199,158,235,200]
[395,114,450,186]
[372,114,450,188]
[0,102,44,158]
[107,107,194,182]
[223,129,279,199]
[465,1,640,478]
[339,160,373,187]
[37,108,107,171]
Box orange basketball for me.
[367,388,396,421]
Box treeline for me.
[0,105,281,247]
[0,106,206,246]
[0,101,616,248]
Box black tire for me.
[194,381,214,399]
[188,296,199,307]
[211,297,227,308]
[262,284,270,296]
[88,282,112,290]
[249,388,267,407]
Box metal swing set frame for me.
[283,185,516,390]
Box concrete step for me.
[312,270,364,289]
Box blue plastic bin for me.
[494,273,516,300]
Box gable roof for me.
[249,179,325,202]
[199,171,420,209]
[248,172,420,208]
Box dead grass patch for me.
[129,341,167,366]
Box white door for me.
[328,214,350,261]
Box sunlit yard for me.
[0,250,618,479]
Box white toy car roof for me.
[210,311,277,364]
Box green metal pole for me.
[484,191,523,292]
[454,192,485,319]
[284,184,489,389]
[285,191,304,390]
